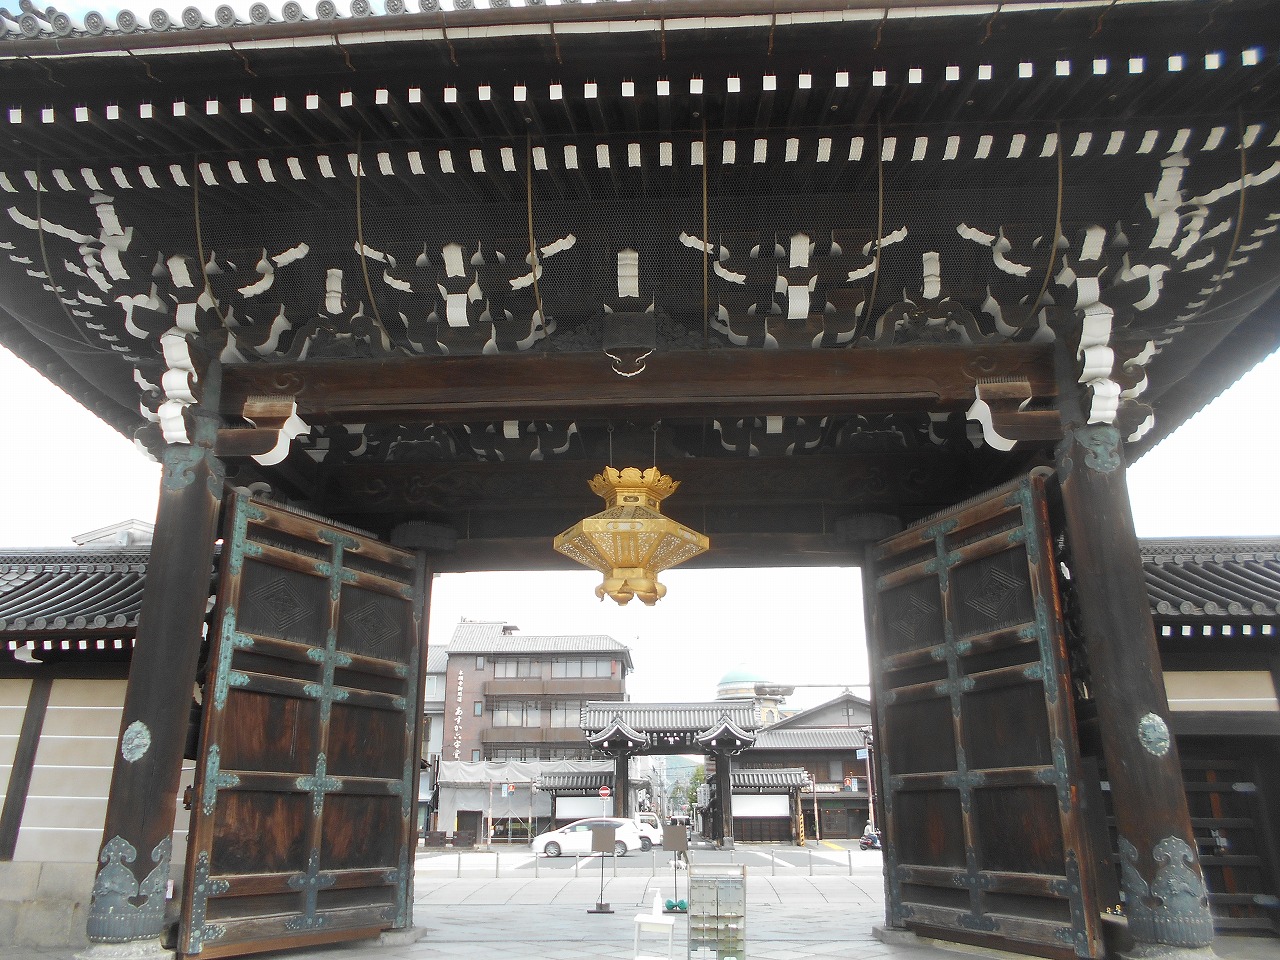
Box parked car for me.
[634,813,662,850]
[531,817,645,857]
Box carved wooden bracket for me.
[966,379,1060,451]
[215,396,310,466]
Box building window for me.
[475,656,486,670]
[551,658,616,679]
[422,675,439,699]
[494,658,540,678]
[491,699,542,727]
[550,699,586,727]
[471,749,481,762]
[473,701,484,716]
[828,760,843,782]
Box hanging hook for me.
[607,423,615,468]
[651,422,660,470]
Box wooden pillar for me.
[1054,346,1213,950]
[716,752,734,848]
[87,412,225,946]
[613,753,629,818]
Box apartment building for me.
[432,621,631,763]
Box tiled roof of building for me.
[581,701,759,733]
[0,548,148,635]
[1141,539,1280,618]
[767,692,872,730]
[732,768,810,789]
[536,773,616,791]
[425,647,449,674]
[752,728,868,751]
[446,621,633,668]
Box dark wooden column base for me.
[613,753,630,819]
[716,753,734,848]
[86,414,225,945]
[1055,422,1214,951]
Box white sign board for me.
[730,794,790,817]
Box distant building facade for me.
[421,621,632,840]
[742,693,874,840]
[433,620,631,763]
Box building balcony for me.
[482,678,625,698]
[479,726,592,745]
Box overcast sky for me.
[1,343,1277,704]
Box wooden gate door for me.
[179,495,426,957]
[867,470,1102,959]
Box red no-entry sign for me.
[599,785,611,799]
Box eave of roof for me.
[0,548,148,635]
[444,623,634,667]
[1141,538,1280,619]
[0,0,1162,59]
[752,727,868,751]
[581,700,760,733]
[732,767,810,788]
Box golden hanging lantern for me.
[554,466,710,605]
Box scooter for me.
[858,829,882,851]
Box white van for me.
[634,813,663,848]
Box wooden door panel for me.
[180,496,425,958]
[869,470,1102,959]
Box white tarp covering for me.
[556,795,615,820]
[436,758,613,785]
[435,759,614,831]
[731,794,790,818]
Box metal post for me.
[87,412,225,946]
[495,852,500,878]
[456,852,462,878]
[771,850,776,876]
[808,848,814,876]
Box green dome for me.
[719,666,768,685]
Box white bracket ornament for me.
[215,396,310,466]
[966,379,1060,451]
[156,331,199,444]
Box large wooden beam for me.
[323,451,968,516]
[221,346,1055,425]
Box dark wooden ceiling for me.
[2,0,1280,567]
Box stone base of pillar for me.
[1118,947,1219,960]
[362,926,427,948]
[720,838,734,849]
[75,939,174,960]
[873,925,1222,960]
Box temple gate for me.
[3,0,1280,956]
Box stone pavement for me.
[4,869,1277,960]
